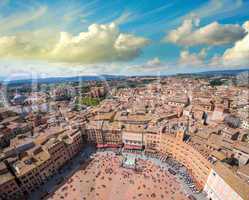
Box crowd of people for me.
[48,151,189,200]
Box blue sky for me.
[0,0,249,79]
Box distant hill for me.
[176,68,249,77]
[1,68,248,85]
[1,75,126,85]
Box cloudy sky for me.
[0,0,249,79]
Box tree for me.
[210,79,223,86]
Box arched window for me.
[242,134,249,143]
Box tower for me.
[176,128,185,141]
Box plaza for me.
[47,152,189,200]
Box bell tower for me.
[176,128,185,141]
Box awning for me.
[96,144,121,148]
[106,144,121,148]
[96,144,107,148]
[145,149,157,153]
[124,144,143,150]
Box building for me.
[237,164,249,182]
[83,120,103,143]
[221,127,240,140]
[58,129,83,159]
[144,124,161,152]
[159,130,212,189]
[0,162,23,200]
[167,96,189,107]
[90,86,107,98]
[42,138,69,173]
[114,111,152,125]
[11,146,51,195]
[233,141,249,165]
[122,124,147,150]
[204,162,249,200]
[241,119,249,130]
[100,121,122,148]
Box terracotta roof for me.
[233,141,249,154]
[237,164,249,178]
[93,112,116,121]
[214,162,249,200]
[210,150,226,161]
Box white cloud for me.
[0,59,128,79]
[222,21,249,66]
[207,21,249,67]
[0,22,149,64]
[147,57,161,66]
[165,17,246,46]
[124,57,169,75]
[113,12,134,25]
[179,48,207,66]
[0,6,47,33]
[177,26,249,68]
[189,0,244,20]
[114,33,148,51]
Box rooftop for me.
[0,165,15,185]
[13,147,50,176]
[93,111,116,121]
[237,164,249,179]
[115,111,152,124]
[214,162,249,200]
